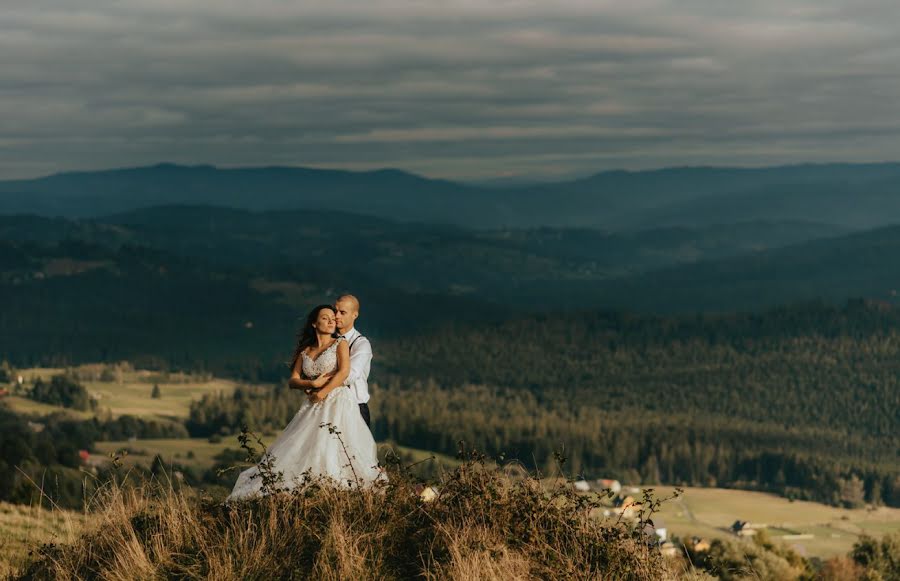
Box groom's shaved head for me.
[334,294,360,334]
[336,294,360,313]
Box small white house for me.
[731,520,758,537]
[596,478,622,494]
[573,480,591,492]
[655,526,667,542]
[642,518,667,542]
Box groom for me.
[332,294,373,428]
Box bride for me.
[227,305,385,501]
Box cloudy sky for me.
[2,0,900,180]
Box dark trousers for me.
[359,403,371,428]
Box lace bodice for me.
[301,338,343,379]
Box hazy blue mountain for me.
[634,177,900,229]
[0,163,491,225]
[3,162,900,230]
[506,163,900,229]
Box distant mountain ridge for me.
[0,163,484,225]
[3,161,900,230]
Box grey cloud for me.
[2,1,900,179]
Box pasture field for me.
[85,377,236,420]
[6,365,240,420]
[93,438,245,469]
[651,485,900,559]
[1,396,93,419]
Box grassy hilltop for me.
[14,458,672,580]
[6,451,899,580]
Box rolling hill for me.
[0,207,846,309]
[3,162,900,230]
[579,224,900,312]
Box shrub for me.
[29,375,95,411]
[693,530,813,580]
[817,556,863,581]
[0,360,13,383]
[851,532,900,580]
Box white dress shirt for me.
[339,327,372,404]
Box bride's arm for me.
[309,341,351,401]
[288,353,331,390]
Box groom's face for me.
[334,299,358,333]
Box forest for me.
[180,299,900,508]
[1,206,899,512]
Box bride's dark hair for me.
[289,304,336,371]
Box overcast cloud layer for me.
[2,0,900,180]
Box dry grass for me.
[14,460,673,580]
[0,503,87,578]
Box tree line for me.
[186,381,899,508]
[4,298,900,507]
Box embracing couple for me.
[227,295,385,501]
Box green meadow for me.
[652,485,900,559]
[6,365,239,421]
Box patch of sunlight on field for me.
[3,396,93,419]
[0,502,87,577]
[771,525,861,559]
[85,378,237,419]
[94,438,249,469]
[854,518,900,535]
[652,485,900,559]
[12,368,61,382]
[10,366,241,420]
[95,438,248,470]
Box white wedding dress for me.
[227,338,385,501]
